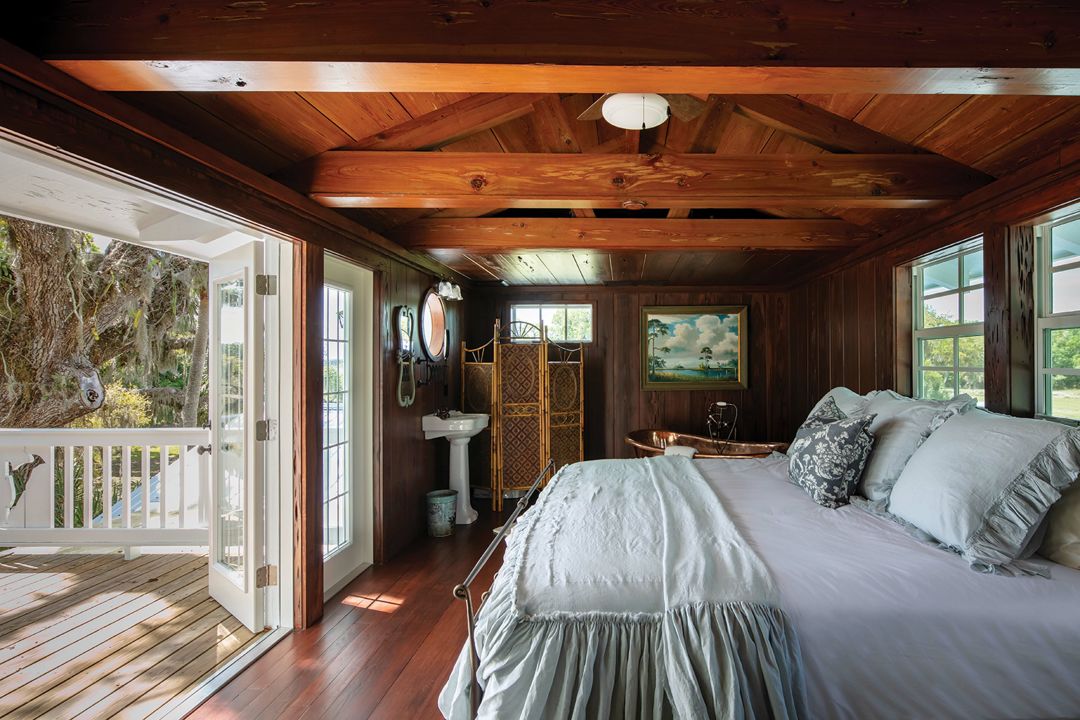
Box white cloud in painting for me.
[653,313,738,366]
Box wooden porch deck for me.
[0,551,263,720]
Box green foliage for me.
[69,384,151,429]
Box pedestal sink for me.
[422,411,489,524]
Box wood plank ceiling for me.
[115,89,1080,285]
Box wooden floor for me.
[191,508,508,720]
[0,551,262,720]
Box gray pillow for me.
[1040,482,1080,570]
[888,410,1080,574]
[858,391,975,502]
[788,397,876,509]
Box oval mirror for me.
[420,289,447,361]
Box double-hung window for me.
[1036,213,1080,420]
[509,303,593,342]
[911,239,985,403]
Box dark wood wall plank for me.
[293,242,324,629]
[984,224,1037,416]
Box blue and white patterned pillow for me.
[788,397,876,508]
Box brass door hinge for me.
[255,564,278,588]
[255,274,278,296]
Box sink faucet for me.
[435,407,452,420]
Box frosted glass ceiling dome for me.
[601,93,670,130]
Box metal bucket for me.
[426,489,458,537]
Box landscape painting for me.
[641,306,748,390]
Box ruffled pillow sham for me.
[887,410,1080,575]
[788,397,876,509]
[858,391,975,502]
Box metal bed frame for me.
[453,457,554,717]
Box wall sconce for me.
[437,280,463,301]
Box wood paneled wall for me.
[787,256,903,428]
[378,262,464,562]
[470,286,792,460]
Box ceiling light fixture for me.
[601,93,670,131]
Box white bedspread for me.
[697,454,1080,720]
[440,456,805,719]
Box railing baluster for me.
[141,445,151,529]
[199,448,209,528]
[159,443,168,529]
[63,446,74,529]
[83,445,93,529]
[103,445,113,529]
[122,445,132,529]
[45,447,56,529]
[178,444,187,529]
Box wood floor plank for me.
[0,555,90,590]
[0,554,118,605]
[0,554,174,636]
[31,600,233,719]
[0,560,206,678]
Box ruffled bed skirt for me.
[440,597,804,720]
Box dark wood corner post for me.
[293,241,325,628]
[984,224,1036,417]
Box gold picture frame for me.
[641,305,748,390]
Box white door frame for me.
[322,254,375,598]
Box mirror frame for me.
[419,288,448,361]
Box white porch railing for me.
[0,428,210,547]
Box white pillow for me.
[807,387,869,420]
[858,391,974,502]
[1041,482,1080,569]
[888,410,1080,574]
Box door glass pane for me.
[1051,266,1080,314]
[922,257,959,297]
[322,286,352,559]
[919,370,955,401]
[1046,374,1080,420]
[923,293,960,328]
[920,337,954,368]
[217,277,246,578]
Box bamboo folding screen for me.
[461,321,584,510]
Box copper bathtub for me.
[625,429,787,459]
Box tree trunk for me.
[182,288,209,426]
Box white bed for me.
[699,455,1080,720]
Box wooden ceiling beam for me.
[724,95,920,154]
[25,1,1080,94]
[342,93,544,151]
[45,61,1080,96]
[395,217,874,251]
[281,151,992,209]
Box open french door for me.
[208,242,266,632]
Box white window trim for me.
[509,302,594,343]
[911,240,985,400]
[1034,214,1080,421]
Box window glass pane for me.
[1051,266,1080,314]
[957,336,984,368]
[922,257,959,297]
[961,289,984,323]
[510,305,541,339]
[1046,374,1080,420]
[923,293,960,327]
[565,305,593,341]
[959,371,985,406]
[1047,327,1080,370]
[920,337,954,368]
[962,250,984,287]
[1050,218,1080,268]
[541,305,567,341]
[919,370,955,401]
